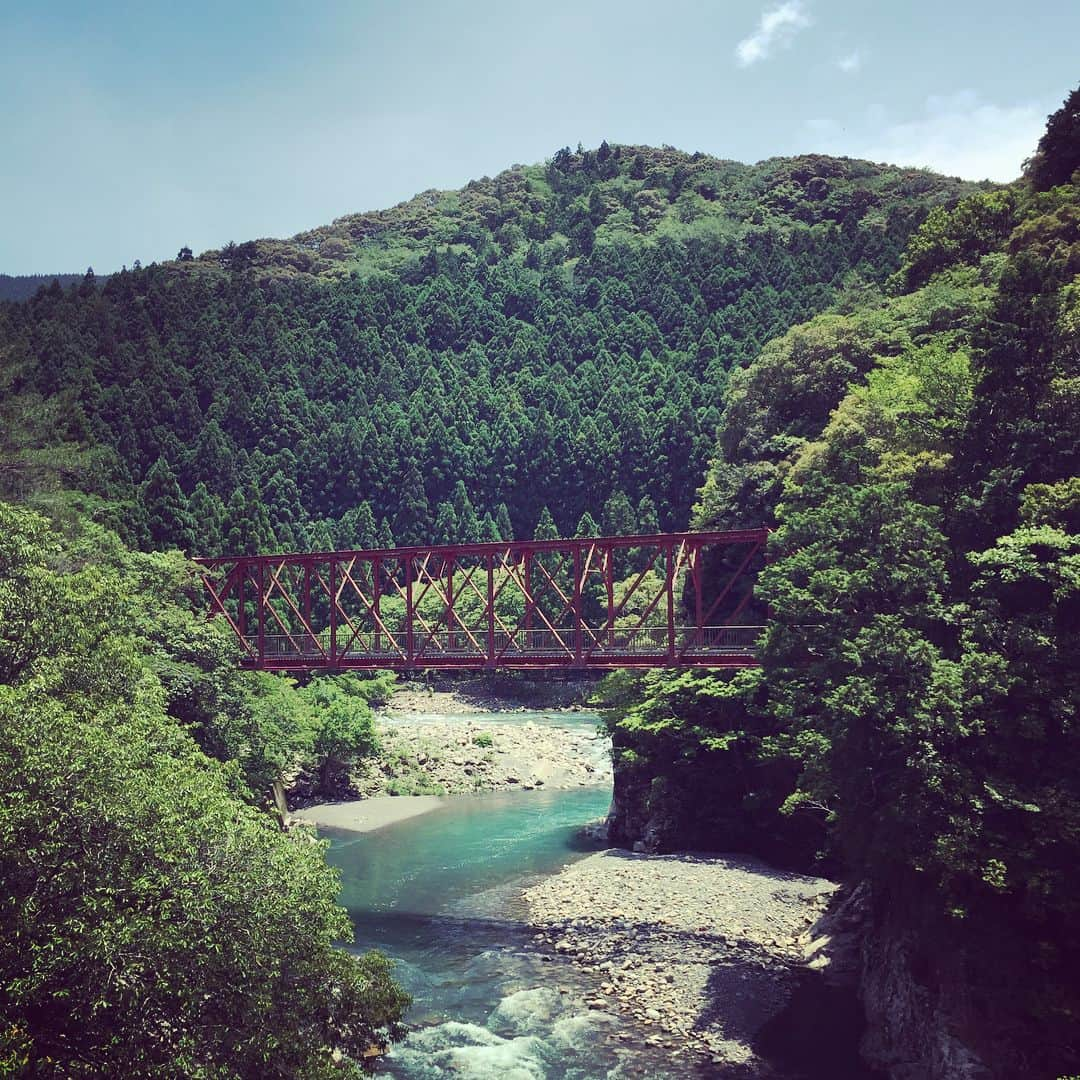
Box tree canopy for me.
[0,147,976,557]
[0,504,408,1077]
[603,91,1080,1074]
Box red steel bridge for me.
[195,529,768,672]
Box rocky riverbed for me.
[385,678,596,716]
[354,711,612,796]
[523,848,840,1074]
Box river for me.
[322,708,689,1077]
[320,709,865,1078]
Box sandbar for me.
[291,795,445,833]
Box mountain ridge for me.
[0,141,980,556]
[172,144,986,283]
[0,273,88,303]
[2,145,983,295]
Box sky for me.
[2,0,1077,274]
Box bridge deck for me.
[197,530,767,671]
[247,626,763,671]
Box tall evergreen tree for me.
[575,510,599,536]
[338,500,377,550]
[450,480,480,543]
[188,482,225,555]
[376,517,395,550]
[534,506,559,540]
[478,511,500,543]
[224,483,275,556]
[495,503,514,542]
[140,457,196,552]
[432,500,458,545]
[601,490,636,537]
[636,495,660,536]
[391,463,432,547]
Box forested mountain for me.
[0,273,88,303]
[0,146,978,554]
[2,102,1076,1078]
[604,89,1080,1076]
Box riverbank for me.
[362,714,611,795]
[523,848,841,1073]
[338,681,612,796]
[385,675,598,717]
[290,794,445,833]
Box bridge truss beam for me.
[195,530,767,671]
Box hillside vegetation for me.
[0,274,87,304]
[603,88,1080,1075]
[0,500,408,1076]
[2,96,1077,1077]
[0,147,976,556]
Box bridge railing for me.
[251,625,765,665]
[677,625,765,654]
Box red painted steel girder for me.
[194,529,769,568]
[195,529,768,672]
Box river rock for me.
[355,710,613,796]
[523,848,840,1073]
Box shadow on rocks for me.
[750,967,883,1080]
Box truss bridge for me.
[195,529,768,671]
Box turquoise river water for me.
[322,710,862,1079]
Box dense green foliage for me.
[0,274,86,304]
[601,668,821,867]
[0,141,977,1078]
[0,502,407,1077]
[0,131,1069,1075]
[603,97,1080,1073]
[0,147,974,556]
[1025,85,1080,192]
[756,181,1079,1068]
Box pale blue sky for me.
[2,1,1076,273]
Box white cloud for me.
[735,2,811,68]
[836,50,862,73]
[815,91,1046,182]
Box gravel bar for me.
[523,848,837,1072]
